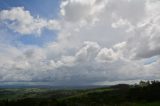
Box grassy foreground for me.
[0,81,160,106]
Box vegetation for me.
[0,80,160,106]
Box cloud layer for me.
[0,0,160,85]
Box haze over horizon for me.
[0,0,160,86]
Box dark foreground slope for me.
[0,81,160,106]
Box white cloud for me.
[123,0,160,59]
[0,7,60,35]
[75,41,100,62]
[0,0,160,85]
[96,48,118,63]
[60,0,108,28]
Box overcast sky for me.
[0,0,160,85]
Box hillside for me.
[0,81,160,106]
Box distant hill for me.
[0,80,160,106]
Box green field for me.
[0,81,160,106]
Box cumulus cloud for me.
[122,0,160,60]
[96,48,118,63]
[0,7,60,35]
[60,0,108,23]
[0,0,160,85]
[75,41,100,62]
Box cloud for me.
[96,48,118,63]
[123,0,160,59]
[0,0,160,85]
[60,0,108,23]
[75,41,100,62]
[0,7,60,35]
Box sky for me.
[0,0,160,85]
